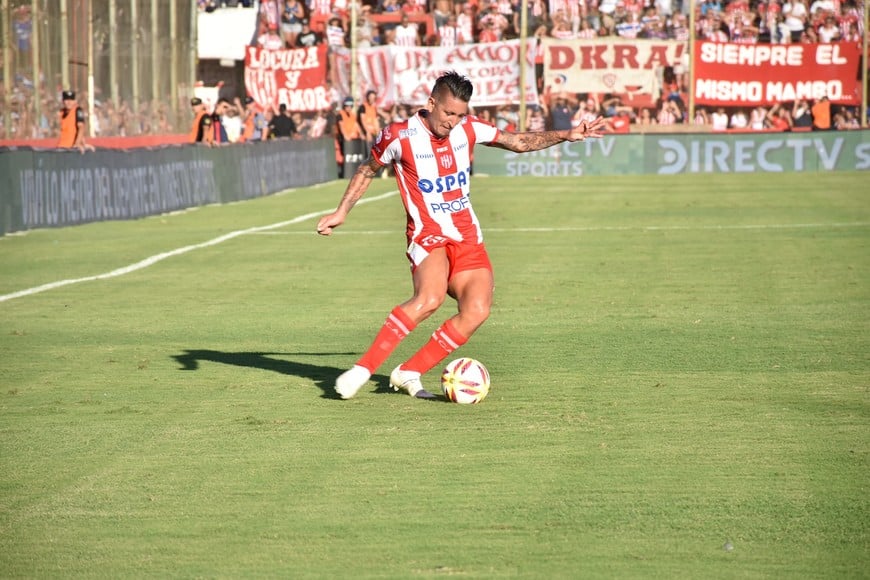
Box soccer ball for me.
[441,357,491,404]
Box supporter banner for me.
[244,45,330,112]
[356,40,539,108]
[198,7,259,61]
[694,41,862,106]
[542,38,685,95]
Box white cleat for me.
[335,365,371,399]
[389,365,437,399]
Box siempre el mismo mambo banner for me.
[693,41,861,106]
[244,45,330,112]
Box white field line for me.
[250,222,870,236]
[0,190,399,304]
[2,191,867,303]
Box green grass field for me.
[1,173,867,578]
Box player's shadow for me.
[171,349,396,399]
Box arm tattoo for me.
[337,157,379,213]
[492,130,571,153]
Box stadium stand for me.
[1,0,865,144]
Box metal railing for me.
[1,0,197,140]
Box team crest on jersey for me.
[399,127,417,138]
[440,155,453,169]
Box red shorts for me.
[406,234,492,280]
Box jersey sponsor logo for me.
[430,195,470,214]
[418,167,470,194]
[435,146,449,152]
[399,127,417,138]
[453,142,467,151]
[416,153,435,159]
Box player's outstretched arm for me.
[316,156,381,236]
[490,115,607,153]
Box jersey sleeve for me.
[466,114,499,145]
[370,123,404,167]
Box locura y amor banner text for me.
[244,45,331,112]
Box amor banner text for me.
[244,45,330,112]
[355,40,539,108]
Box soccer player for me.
[316,71,606,399]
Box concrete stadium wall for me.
[0,138,335,237]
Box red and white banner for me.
[355,40,539,108]
[244,45,330,112]
[542,38,686,95]
[693,41,862,106]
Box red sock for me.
[356,307,416,373]
[402,319,467,375]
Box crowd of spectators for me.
[2,0,865,143]
[231,0,865,51]
[201,0,868,138]
[1,77,189,141]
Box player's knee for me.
[421,294,446,315]
[408,293,445,320]
[464,300,491,325]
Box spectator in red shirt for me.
[606,110,632,133]
[766,103,793,131]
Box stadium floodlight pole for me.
[60,0,70,89]
[109,0,119,107]
[688,0,695,124]
[151,0,159,105]
[350,1,359,108]
[88,0,95,137]
[131,0,139,112]
[189,0,197,107]
[30,0,41,133]
[2,0,11,139]
[518,0,528,131]
[170,0,178,125]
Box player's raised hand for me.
[568,116,607,142]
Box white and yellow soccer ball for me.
[441,358,491,404]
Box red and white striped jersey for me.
[309,0,332,16]
[393,23,420,47]
[371,111,499,249]
[437,25,466,47]
[326,23,346,47]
